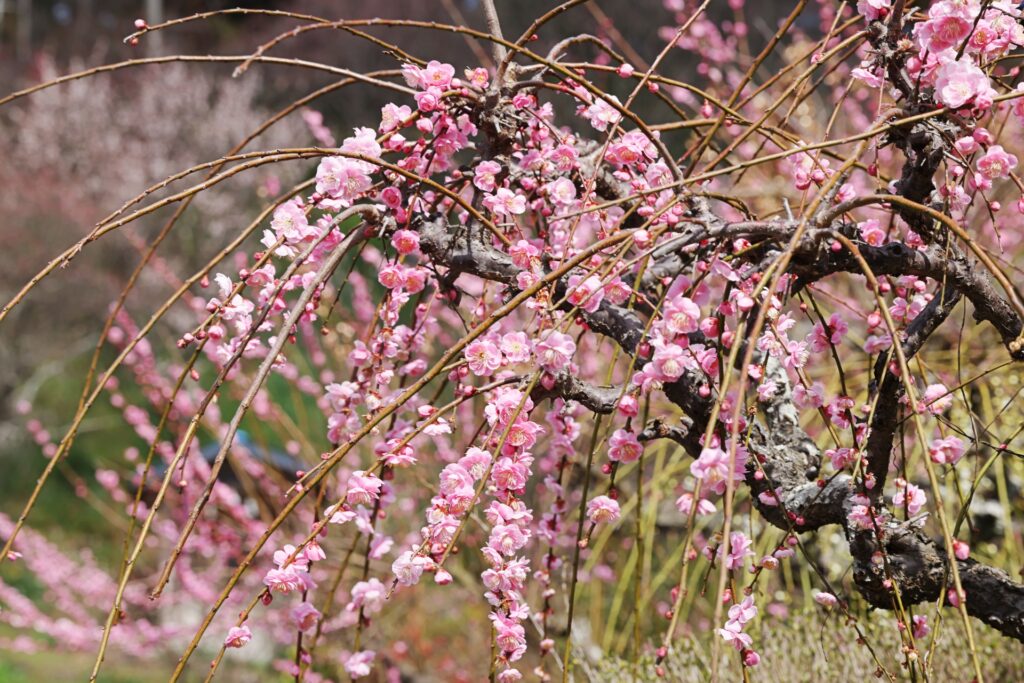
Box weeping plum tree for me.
[2,0,1024,680]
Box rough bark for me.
[416,203,1024,640]
[412,15,1024,634]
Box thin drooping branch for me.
[151,205,381,595]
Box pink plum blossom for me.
[933,59,994,110]
[813,591,839,608]
[224,625,252,648]
[857,0,891,20]
[608,429,643,463]
[473,160,502,192]
[346,471,384,506]
[535,332,576,373]
[465,339,503,376]
[291,602,321,632]
[483,188,527,217]
[587,495,622,524]
[566,274,605,313]
[344,650,376,679]
[929,435,965,465]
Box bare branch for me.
[481,0,508,67]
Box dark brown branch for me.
[747,356,1024,641]
[418,214,647,352]
[638,416,701,455]
[852,523,1024,641]
[530,373,624,414]
[746,356,850,531]
[864,282,962,488]
[792,238,1024,359]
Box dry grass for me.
[589,611,1024,682]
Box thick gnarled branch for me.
[852,524,1024,641]
[530,372,624,414]
[792,238,1024,359]
[415,195,1024,644]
